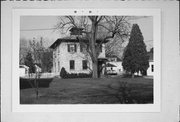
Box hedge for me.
[60,67,92,79]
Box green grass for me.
[20,76,153,104]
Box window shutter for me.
[67,44,70,52]
[74,44,77,52]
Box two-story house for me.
[49,36,107,75]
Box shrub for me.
[60,72,92,79]
[60,67,67,78]
[67,73,78,78]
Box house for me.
[106,52,154,76]
[19,65,29,77]
[49,36,107,75]
[106,55,124,75]
[147,51,154,76]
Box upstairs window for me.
[67,44,77,53]
[70,60,75,70]
[82,60,88,70]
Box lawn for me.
[20,76,153,104]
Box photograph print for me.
[19,15,154,104]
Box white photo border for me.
[12,9,161,112]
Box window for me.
[70,60,75,70]
[151,64,154,72]
[67,44,77,53]
[82,60,88,70]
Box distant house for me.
[49,36,107,75]
[106,55,124,75]
[19,65,29,77]
[106,52,154,76]
[147,51,154,76]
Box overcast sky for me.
[20,16,153,49]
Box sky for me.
[20,16,153,50]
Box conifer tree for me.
[122,24,149,77]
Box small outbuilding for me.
[19,65,29,77]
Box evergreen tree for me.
[24,51,35,73]
[122,24,149,77]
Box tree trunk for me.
[92,61,98,78]
[90,18,98,78]
[35,72,39,99]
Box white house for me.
[106,52,154,76]
[49,36,107,75]
[106,55,124,75]
[146,51,154,76]
[19,65,29,77]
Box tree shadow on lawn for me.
[20,77,53,89]
[20,77,153,104]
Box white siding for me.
[106,61,154,76]
[147,61,154,76]
[98,44,106,58]
[106,61,124,75]
[54,42,107,74]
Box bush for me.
[60,67,67,78]
[67,73,78,78]
[60,72,92,79]
[60,67,92,79]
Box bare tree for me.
[20,38,29,65]
[105,36,126,58]
[28,37,44,99]
[55,16,130,78]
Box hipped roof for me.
[49,37,109,49]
